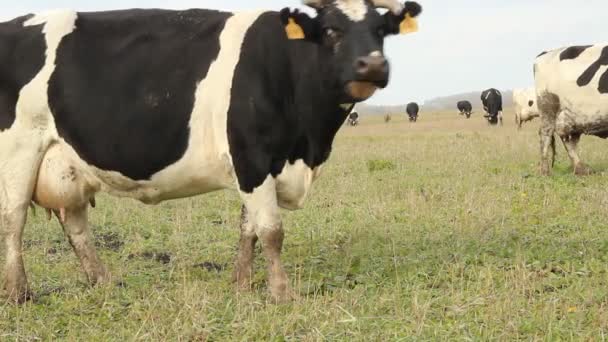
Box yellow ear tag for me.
[399,13,418,34]
[285,18,305,40]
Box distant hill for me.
[353,89,513,116]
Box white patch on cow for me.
[80,11,265,204]
[369,51,383,57]
[239,175,281,234]
[336,0,368,22]
[19,10,77,132]
[275,160,323,210]
[0,10,77,214]
[535,44,608,137]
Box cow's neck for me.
[286,41,351,168]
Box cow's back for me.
[535,44,608,117]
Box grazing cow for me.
[513,88,539,129]
[406,102,419,122]
[481,88,503,125]
[457,100,472,118]
[347,111,359,126]
[535,44,608,176]
[0,1,423,303]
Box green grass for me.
[3,111,608,340]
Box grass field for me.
[3,109,608,340]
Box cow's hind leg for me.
[57,205,109,285]
[1,135,49,303]
[238,177,291,302]
[2,202,31,303]
[233,205,258,290]
[537,92,560,176]
[561,133,592,175]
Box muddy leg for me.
[539,122,556,176]
[58,205,109,285]
[233,205,258,290]
[240,177,291,302]
[561,134,592,175]
[2,204,30,303]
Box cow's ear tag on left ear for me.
[286,18,305,40]
[399,13,418,34]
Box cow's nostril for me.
[356,58,368,70]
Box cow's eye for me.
[528,100,534,107]
[324,27,342,40]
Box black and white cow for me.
[481,88,503,125]
[0,0,423,303]
[457,100,472,118]
[406,102,419,122]
[535,44,608,176]
[347,111,359,126]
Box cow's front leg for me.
[561,133,592,175]
[239,177,291,302]
[233,205,258,290]
[58,204,109,285]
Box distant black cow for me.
[457,100,472,118]
[481,88,503,125]
[406,102,419,122]
[347,111,359,126]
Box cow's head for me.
[280,0,422,102]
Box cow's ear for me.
[280,8,319,41]
[383,1,422,36]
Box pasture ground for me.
[3,110,608,340]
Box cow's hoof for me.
[574,164,593,176]
[539,165,552,176]
[4,287,33,305]
[268,287,296,304]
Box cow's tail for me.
[550,134,556,167]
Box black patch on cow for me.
[406,102,419,117]
[577,46,608,93]
[48,9,230,180]
[228,13,350,193]
[536,51,548,58]
[559,45,592,61]
[0,15,47,131]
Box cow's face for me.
[281,0,422,102]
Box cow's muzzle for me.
[354,56,389,87]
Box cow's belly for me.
[275,160,323,210]
[554,94,608,137]
[38,139,236,205]
[87,151,235,205]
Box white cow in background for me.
[513,87,539,129]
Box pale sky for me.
[2,1,606,105]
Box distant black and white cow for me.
[406,102,419,122]
[347,111,359,126]
[535,44,608,176]
[481,88,503,125]
[513,87,539,129]
[457,100,472,118]
[0,1,423,303]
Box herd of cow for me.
[349,87,527,127]
[0,0,606,304]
